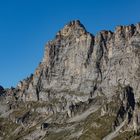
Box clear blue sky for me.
[0,0,140,88]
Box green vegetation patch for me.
[79,108,116,140]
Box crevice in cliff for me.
[85,34,95,67]
[36,69,43,101]
[114,86,135,129]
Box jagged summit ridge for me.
[56,20,87,37]
[43,20,140,64]
[16,21,140,103]
[0,21,140,140]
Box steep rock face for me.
[101,25,140,98]
[27,20,97,102]
[18,21,140,113]
[0,21,140,140]
[18,20,140,126]
[0,85,4,95]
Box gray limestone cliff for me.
[0,20,140,140]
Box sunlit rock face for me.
[0,21,140,140]
[22,21,140,103]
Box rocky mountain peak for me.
[57,20,87,37]
[0,21,140,140]
[42,20,93,65]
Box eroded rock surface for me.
[0,20,140,140]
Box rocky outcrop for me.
[0,85,4,95]
[0,20,140,140]
[114,86,135,129]
[16,21,140,118]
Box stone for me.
[0,20,140,140]
[0,85,4,95]
[41,123,49,130]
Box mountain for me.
[0,20,140,140]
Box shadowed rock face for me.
[0,20,140,140]
[0,85,4,94]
